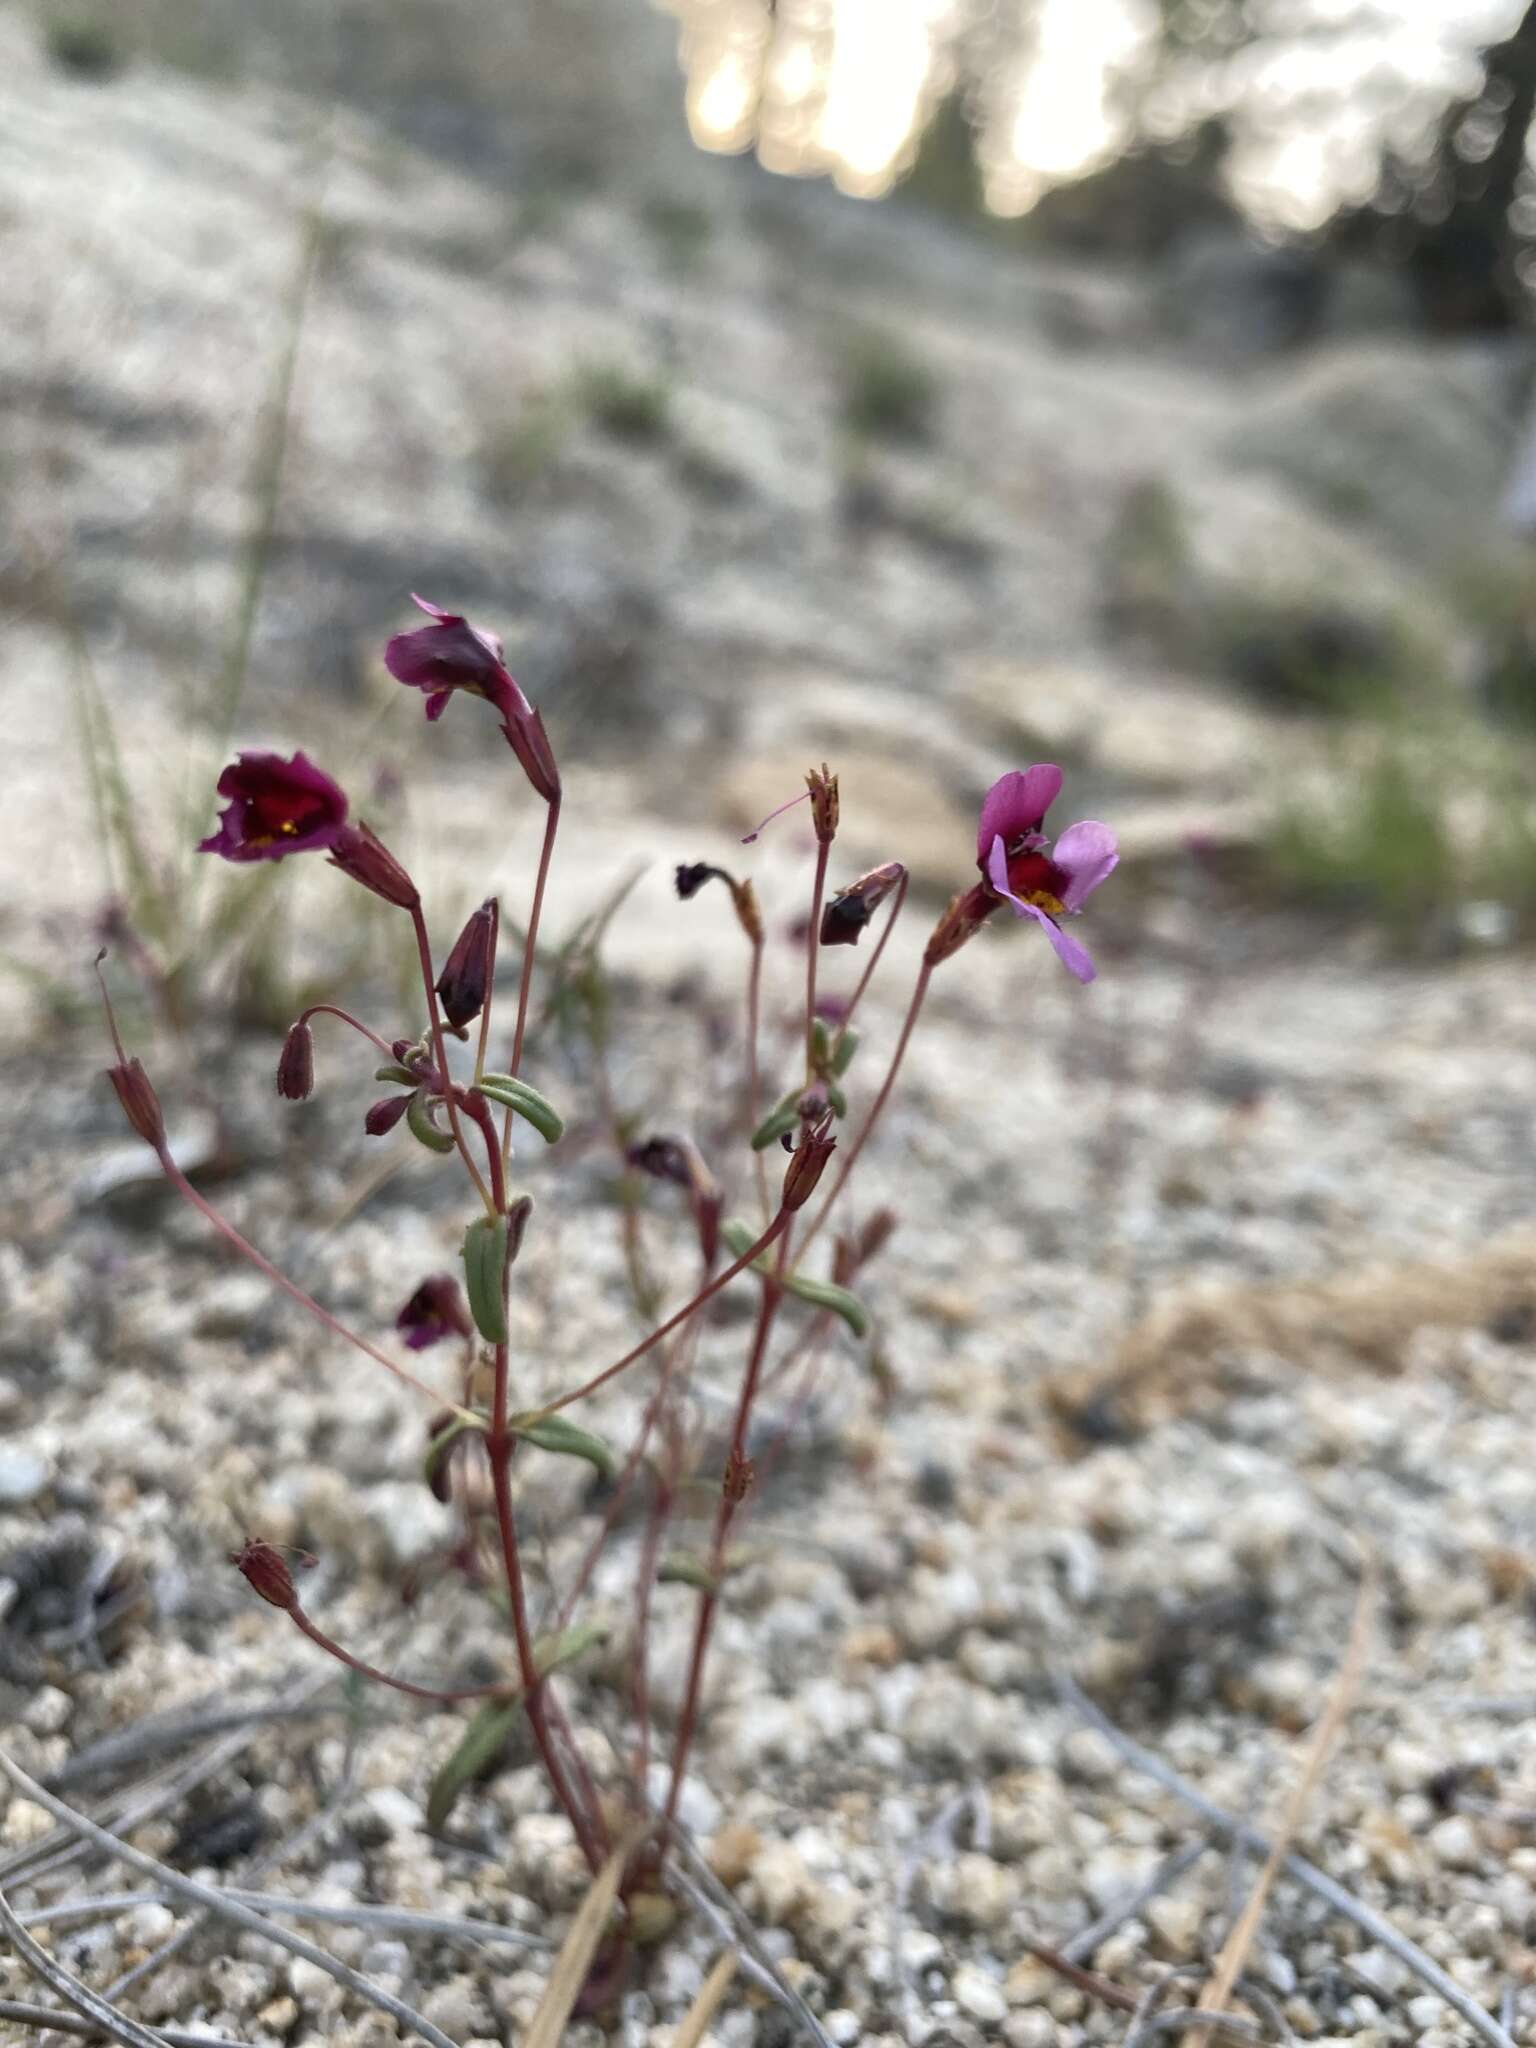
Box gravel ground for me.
[4,806,1536,2048]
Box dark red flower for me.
[384,595,560,803]
[396,1273,473,1351]
[198,752,349,863]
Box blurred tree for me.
[1342,1,1536,328]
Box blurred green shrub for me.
[641,197,712,277]
[837,327,939,445]
[42,11,124,77]
[575,362,672,445]
[1261,722,1536,941]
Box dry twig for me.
[0,1745,460,2048]
[1054,1674,1517,2048]
[1187,1555,1375,2040]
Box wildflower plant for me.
[97,592,1117,1964]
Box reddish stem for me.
[157,1155,461,1413]
[804,840,830,1081]
[286,1604,517,1704]
[662,1228,791,1830]
[296,1002,395,1060]
[746,931,770,1221]
[534,1209,788,1417]
[472,896,501,1085]
[508,794,561,1084]
[794,959,932,1265]
[829,866,909,1054]
[410,902,494,1215]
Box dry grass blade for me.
[522,1831,639,2048]
[1186,1553,1376,2041]
[1054,1674,1517,2048]
[0,2003,246,2048]
[0,1745,460,2048]
[672,1951,739,2048]
[0,1882,166,2048]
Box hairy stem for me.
[472,896,500,1086]
[297,1002,395,1060]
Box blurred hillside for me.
[3,0,1535,964]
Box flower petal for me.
[986,840,1097,982]
[1052,820,1119,911]
[976,766,1063,861]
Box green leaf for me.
[810,1017,832,1069]
[373,1062,419,1086]
[831,1026,861,1077]
[476,1073,565,1144]
[826,1079,848,1119]
[426,1699,520,1831]
[460,1215,510,1342]
[657,1552,719,1592]
[749,1090,801,1151]
[423,1411,489,1497]
[511,1413,617,1484]
[782,1271,870,1338]
[719,1218,871,1337]
[407,1090,456,1155]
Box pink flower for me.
[976,767,1117,983]
[197,752,348,862]
[384,594,559,802]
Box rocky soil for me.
[5,5,1536,2045]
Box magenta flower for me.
[197,752,348,862]
[976,766,1117,984]
[384,594,559,803]
[395,1273,473,1351]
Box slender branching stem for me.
[804,841,830,1080]
[458,1090,507,1211]
[663,1230,791,1829]
[830,867,909,1055]
[285,1606,517,1705]
[487,1341,608,1873]
[534,1210,789,1417]
[500,796,561,1171]
[410,903,494,1215]
[746,932,771,1220]
[794,959,933,1266]
[297,1003,395,1060]
[472,897,500,1086]
[157,1156,466,1415]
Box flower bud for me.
[106,1057,166,1152]
[805,763,839,845]
[781,1114,836,1212]
[327,822,420,910]
[365,1091,412,1137]
[924,883,993,968]
[821,861,905,947]
[503,702,561,805]
[230,1537,300,1611]
[437,898,497,1030]
[276,1020,315,1101]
